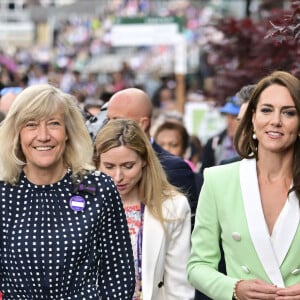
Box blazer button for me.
[291,268,300,275]
[232,232,241,241]
[158,281,164,288]
[241,266,250,274]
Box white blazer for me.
[142,193,195,300]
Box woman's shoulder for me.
[204,159,241,178]
[163,192,190,216]
[82,171,117,190]
[85,170,111,180]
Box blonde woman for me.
[0,84,135,299]
[94,118,194,300]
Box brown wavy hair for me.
[234,70,300,199]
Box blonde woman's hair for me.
[94,118,179,225]
[0,84,95,184]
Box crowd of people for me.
[0,0,297,299]
[0,69,299,300]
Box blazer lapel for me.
[142,207,164,299]
[240,159,285,287]
[272,189,299,266]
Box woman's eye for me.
[260,108,272,113]
[49,121,61,126]
[124,164,134,169]
[103,164,114,170]
[283,110,297,117]
[25,122,37,128]
[170,143,179,148]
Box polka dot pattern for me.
[0,170,135,299]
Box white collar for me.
[240,158,299,287]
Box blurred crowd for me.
[0,0,222,103]
[0,1,261,171]
[0,0,247,186]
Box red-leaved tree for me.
[205,1,299,104]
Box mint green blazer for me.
[187,159,300,300]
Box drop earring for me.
[252,130,257,140]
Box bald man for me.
[107,88,153,138]
[106,88,200,226]
[0,91,18,116]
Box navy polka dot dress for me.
[0,170,135,299]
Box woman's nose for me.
[37,124,50,140]
[271,112,282,126]
[164,144,171,153]
[114,168,124,182]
